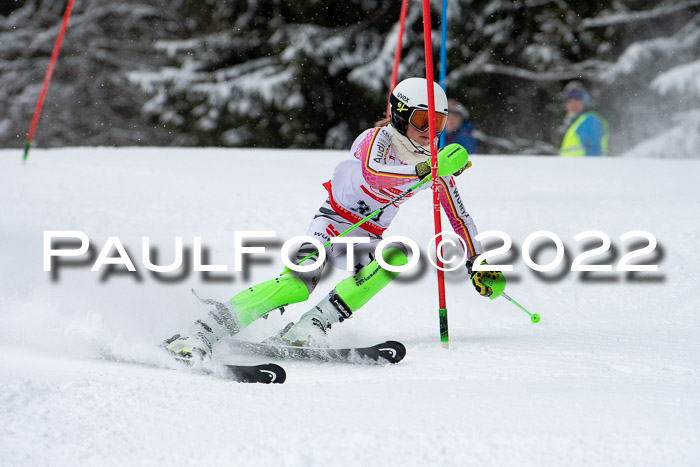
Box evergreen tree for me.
[129,0,404,148]
[443,0,698,154]
[1,0,697,156]
[0,0,195,148]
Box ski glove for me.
[466,255,506,300]
[416,161,431,180]
[453,160,472,177]
[415,143,471,180]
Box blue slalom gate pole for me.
[439,0,448,149]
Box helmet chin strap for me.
[388,124,435,165]
[408,137,430,156]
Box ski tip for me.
[247,363,286,384]
[265,363,287,384]
[378,340,407,364]
[223,363,286,384]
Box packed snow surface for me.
[1,147,699,466]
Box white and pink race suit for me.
[295,126,482,286]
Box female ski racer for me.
[165,77,503,358]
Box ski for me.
[98,353,286,384]
[220,363,286,384]
[228,339,406,365]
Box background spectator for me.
[559,82,609,157]
[445,99,479,154]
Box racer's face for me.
[406,122,431,146]
[566,98,585,117]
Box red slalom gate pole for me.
[386,0,410,118]
[22,0,76,163]
[421,0,449,348]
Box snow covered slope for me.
[1,148,699,466]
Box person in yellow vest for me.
[559,83,609,156]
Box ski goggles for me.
[409,108,447,133]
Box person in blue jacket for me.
[559,83,609,156]
[445,99,479,154]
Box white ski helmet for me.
[389,78,449,136]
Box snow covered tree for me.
[442,0,699,155]
[128,0,409,148]
[133,0,697,154]
[1,0,697,156]
[0,0,195,148]
[597,4,700,158]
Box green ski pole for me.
[296,176,431,265]
[501,292,540,323]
